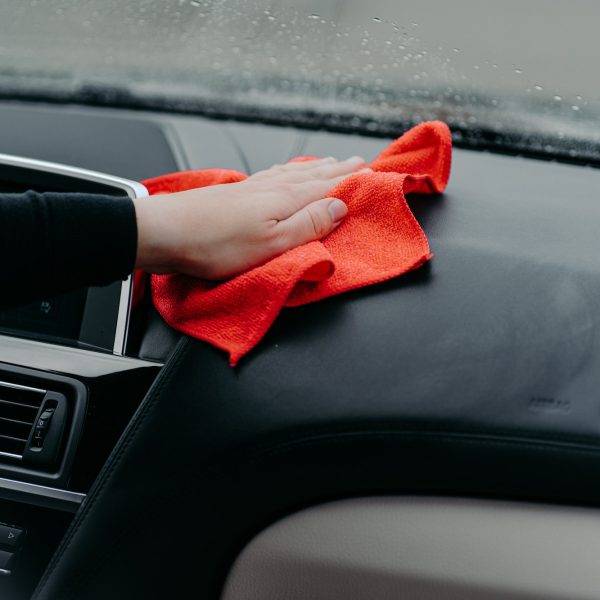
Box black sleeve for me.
[0,190,138,308]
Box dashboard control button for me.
[0,525,24,548]
[31,406,56,449]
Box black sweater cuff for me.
[1,191,137,307]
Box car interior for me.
[1,1,600,599]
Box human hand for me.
[133,155,368,280]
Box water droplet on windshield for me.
[452,48,460,53]
[514,68,522,74]
[572,105,580,111]
[308,13,319,19]
[534,85,543,91]
[576,95,583,101]
[553,95,562,101]
[373,17,382,23]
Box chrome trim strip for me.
[113,274,133,356]
[0,153,148,199]
[0,476,85,512]
[0,380,46,394]
[0,153,149,356]
[0,568,11,576]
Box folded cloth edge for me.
[143,121,452,366]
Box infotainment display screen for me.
[0,159,145,353]
[0,281,123,353]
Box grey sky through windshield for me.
[0,0,599,157]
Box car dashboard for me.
[1,100,600,599]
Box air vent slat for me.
[0,382,46,459]
[0,437,27,456]
[0,420,34,441]
[0,399,39,410]
[0,384,45,407]
[0,416,33,427]
[0,434,28,443]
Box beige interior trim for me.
[222,496,600,600]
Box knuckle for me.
[312,165,332,179]
[265,221,287,252]
[277,182,297,198]
[306,206,328,238]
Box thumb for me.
[275,197,348,251]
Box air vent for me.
[0,381,46,459]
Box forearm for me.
[0,190,137,308]
[0,156,358,309]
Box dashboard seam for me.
[31,336,192,600]
[35,427,600,599]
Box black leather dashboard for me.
[29,106,600,598]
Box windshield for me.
[1,0,599,161]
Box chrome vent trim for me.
[0,476,85,513]
[0,381,46,459]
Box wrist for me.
[133,195,174,273]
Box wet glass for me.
[0,0,598,158]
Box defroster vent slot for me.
[0,382,46,459]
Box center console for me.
[0,104,181,599]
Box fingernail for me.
[322,156,336,163]
[356,167,373,174]
[328,199,348,223]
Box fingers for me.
[273,197,348,251]
[251,155,365,181]
[251,156,335,179]
[284,155,365,183]
[274,167,371,217]
[261,163,372,221]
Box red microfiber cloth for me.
[143,121,452,366]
